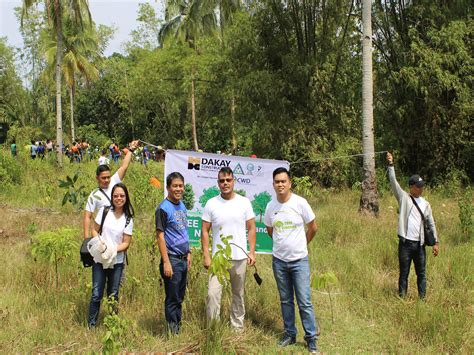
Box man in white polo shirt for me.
[83,140,138,239]
[264,167,319,353]
[201,166,256,331]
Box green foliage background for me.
[1,1,471,186]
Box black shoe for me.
[307,338,318,353]
[278,335,296,347]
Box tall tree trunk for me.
[191,79,198,151]
[54,0,63,167]
[124,70,135,139]
[70,82,75,143]
[219,1,225,45]
[359,0,379,216]
[231,95,237,154]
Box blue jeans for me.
[398,237,426,298]
[88,262,124,327]
[160,255,188,333]
[272,256,318,341]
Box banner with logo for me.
[164,150,290,253]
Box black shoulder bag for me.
[80,206,111,267]
[410,196,436,246]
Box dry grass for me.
[0,155,472,353]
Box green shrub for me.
[435,169,470,197]
[125,161,164,214]
[102,297,133,353]
[0,149,22,184]
[58,172,88,211]
[293,176,313,198]
[76,124,110,148]
[6,124,43,146]
[375,167,390,196]
[31,228,79,287]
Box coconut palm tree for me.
[22,0,92,166]
[160,0,242,151]
[160,0,217,48]
[160,0,218,151]
[359,0,379,215]
[42,14,99,143]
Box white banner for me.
[164,150,290,253]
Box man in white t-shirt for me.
[98,149,110,166]
[201,166,256,330]
[264,167,319,353]
[83,141,138,239]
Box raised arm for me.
[116,140,139,181]
[387,152,404,203]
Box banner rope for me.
[138,139,163,149]
[136,139,388,165]
[290,150,388,165]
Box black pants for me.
[398,237,426,298]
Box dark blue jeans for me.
[88,262,124,327]
[272,256,318,341]
[160,255,188,333]
[398,238,426,298]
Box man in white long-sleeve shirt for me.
[387,152,439,299]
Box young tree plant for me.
[31,228,79,288]
[312,271,339,323]
[58,171,87,211]
[209,234,232,288]
[102,297,132,353]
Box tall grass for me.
[0,149,472,352]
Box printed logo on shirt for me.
[174,210,188,230]
[274,220,297,233]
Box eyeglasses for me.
[218,178,234,183]
[113,194,126,198]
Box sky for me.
[0,0,163,56]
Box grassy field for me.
[0,150,472,353]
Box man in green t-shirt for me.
[10,141,17,156]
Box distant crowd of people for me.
[10,139,54,159]
[67,140,165,165]
[10,138,165,166]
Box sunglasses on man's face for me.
[218,178,234,183]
